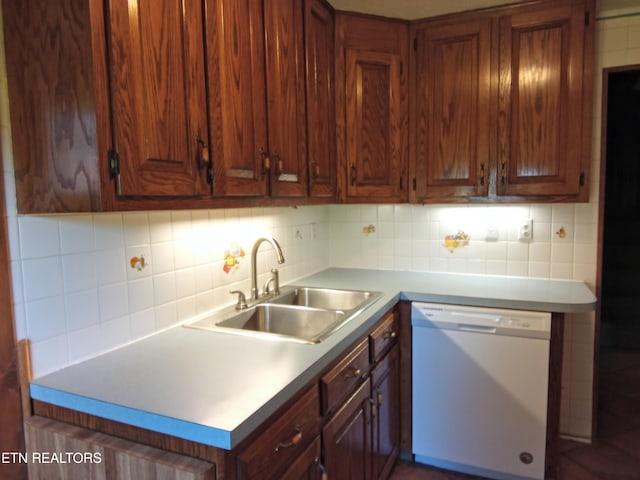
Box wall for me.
[2,4,639,442]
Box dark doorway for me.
[600,66,640,351]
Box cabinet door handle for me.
[370,397,378,417]
[350,164,357,186]
[383,331,397,340]
[274,155,283,177]
[345,367,361,379]
[196,134,210,170]
[480,162,485,186]
[275,427,302,452]
[260,148,270,178]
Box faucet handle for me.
[263,268,280,296]
[230,290,248,310]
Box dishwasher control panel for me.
[411,302,551,339]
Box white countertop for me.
[30,268,596,450]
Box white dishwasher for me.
[411,302,551,480]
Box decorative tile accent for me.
[556,226,567,238]
[129,254,148,271]
[223,243,245,274]
[443,230,470,252]
[362,224,376,235]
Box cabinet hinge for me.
[585,11,590,26]
[108,149,119,179]
[579,172,585,187]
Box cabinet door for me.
[323,378,372,480]
[107,0,209,197]
[411,18,492,202]
[497,2,589,197]
[345,49,404,202]
[264,0,308,197]
[280,436,324,480]
[305,0,337,198]
[207,0,269,197]
[371,346,400,480]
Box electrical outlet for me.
[486,224,499,241]
[518,219,533,241]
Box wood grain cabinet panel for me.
[25,416,216,480]
[411,17,492,202]
[346,50,403,201]
[3,0,105,212]
[497,1,591,198]
[206,0,269,197]
[304,0,337,198]
[409,0,594,203]
[336,14,409,203]
[208,0,308,198]
[3,0,210,211]
[107,0,210,197]
[322,378,372,480]
[371,346,400,480]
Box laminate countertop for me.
[30,268,596,450]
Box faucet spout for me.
[250,235,285,300]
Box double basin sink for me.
[184,286,382,344]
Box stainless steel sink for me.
[184,286,382,344]
[215,304,346,343]
[270,286,377,311]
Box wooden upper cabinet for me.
[208,0,308,198]
[411,17,492,202]
[264,0,308,197]
[497,0,593,199]
[336,14,409,203]
[106,0,209,197]
[207,0,268,197]
[3,0,104,212]
[305,0,337,198]
[346,49,403,200]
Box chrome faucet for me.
[250,235,285,300]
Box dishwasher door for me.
[411,302,551,480]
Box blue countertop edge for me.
[29,384,232,449]
[29,267,597,451]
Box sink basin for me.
[184,285,382,344]
[215,304,346,344]
[271,286,377,312]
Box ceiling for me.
[327,0,640,20]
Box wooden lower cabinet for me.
[371,346,400,480]
[323,378,373,480]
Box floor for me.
[390,349,640,480]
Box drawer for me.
[237,385,321,480]
[369,309,398,363]
[320,338,369,415]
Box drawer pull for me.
[345,368,362,379]
[275,428,302,452]
[383,331,397,340]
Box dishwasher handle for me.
[457,323,497,334]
